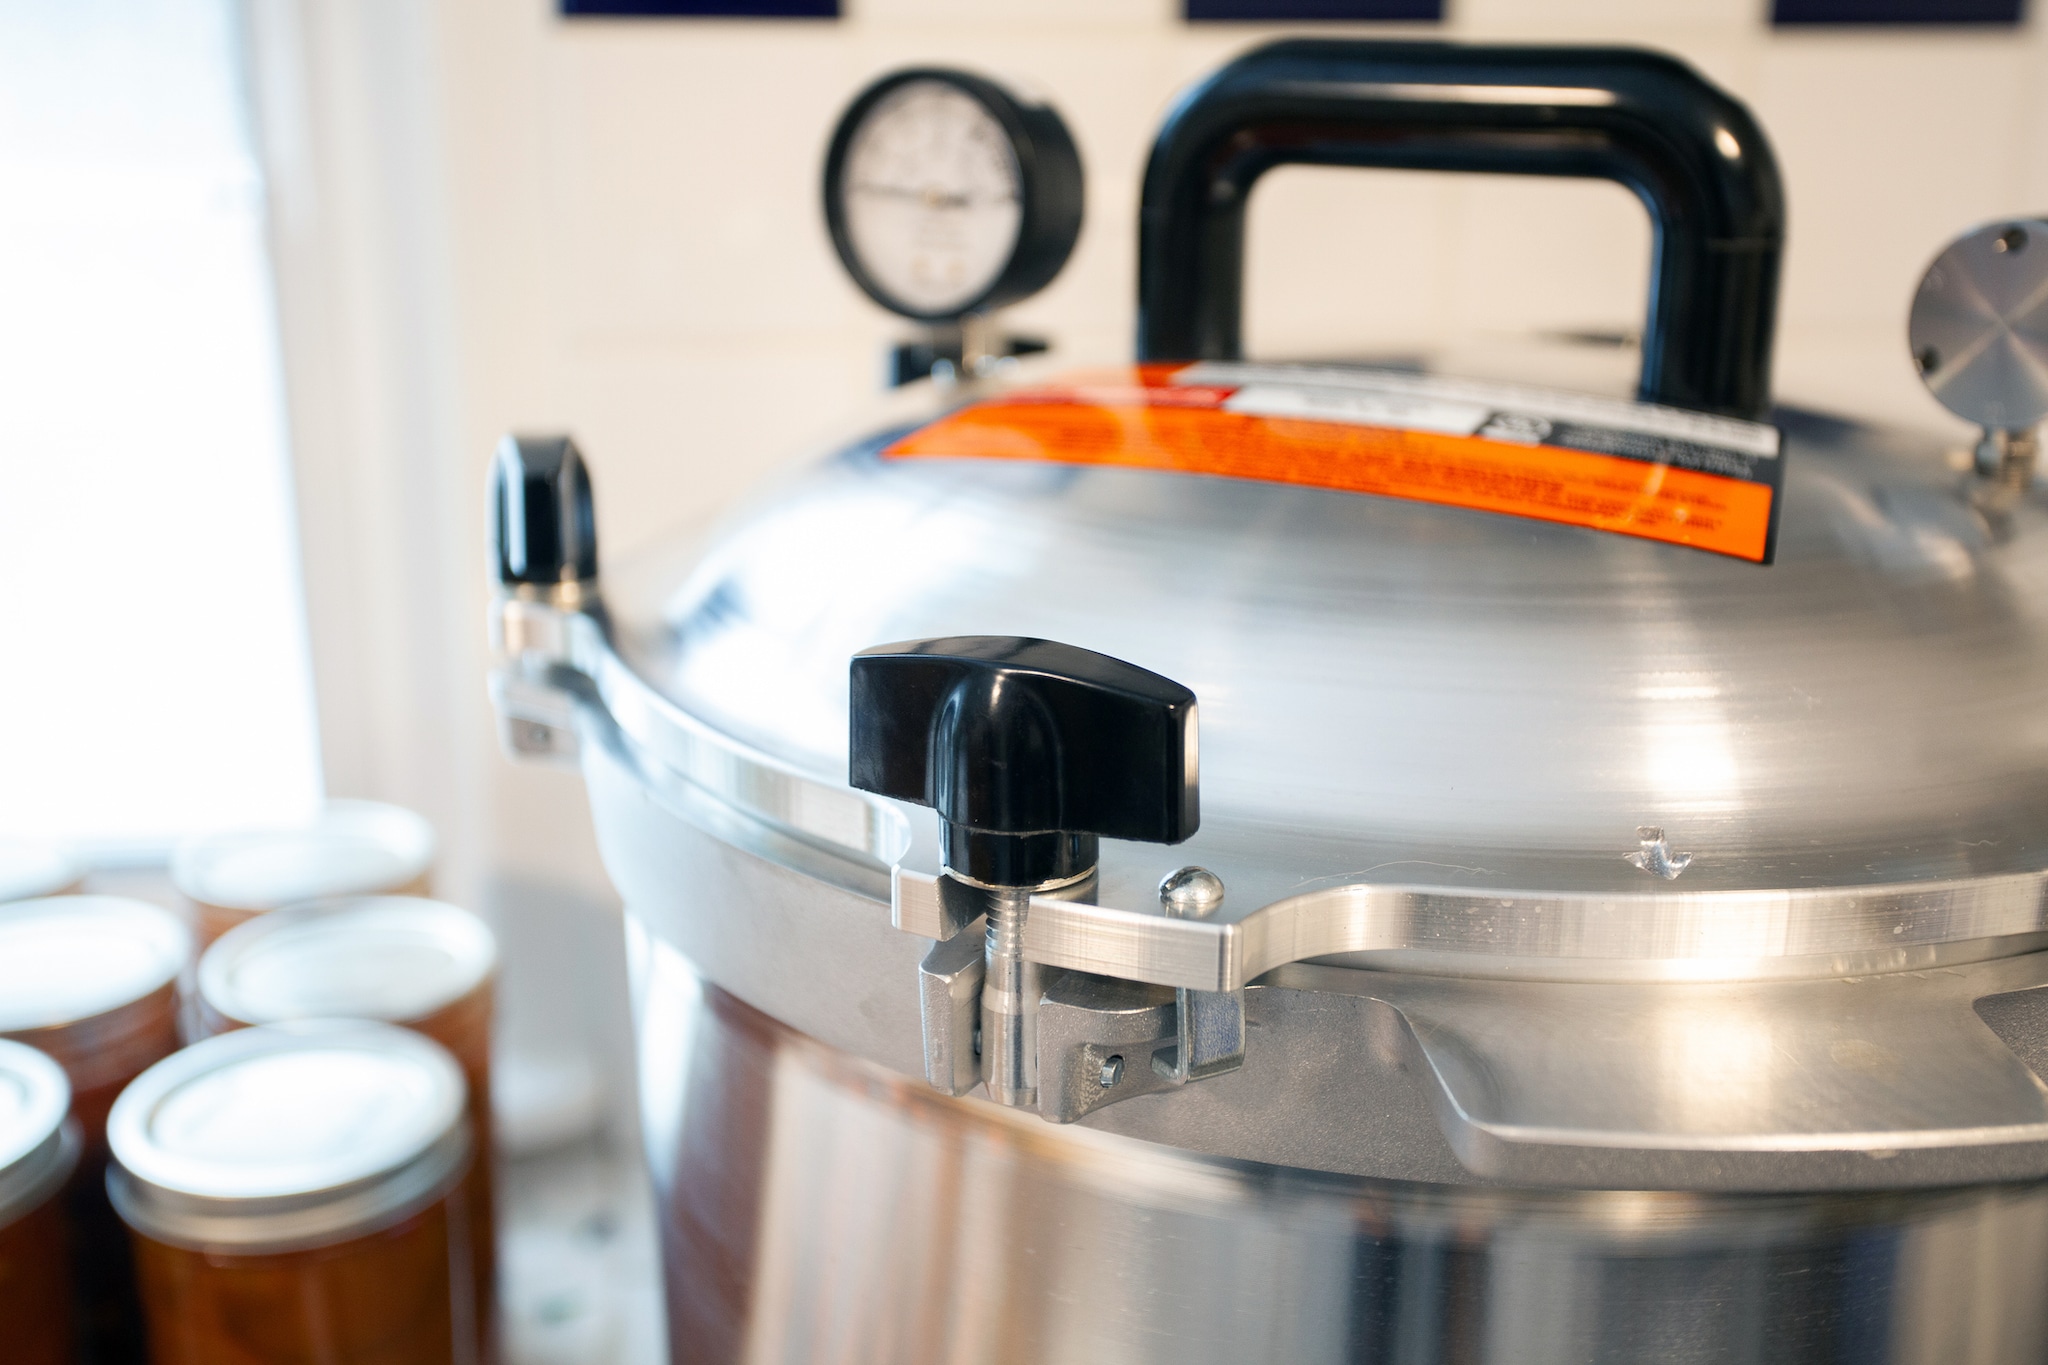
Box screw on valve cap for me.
[1909,219,2048,431]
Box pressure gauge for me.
[1911,218,2048,433]
[824,70,1083,322]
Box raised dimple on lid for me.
[172,800,434,911]
[110,1022,464,1203]
[204,898,494,1024]
[0,1041,69,1175]
[0,897,190,1031]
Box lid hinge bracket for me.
[897,863,1247,1121]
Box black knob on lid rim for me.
[849,637,1200,888]
[491,435,597,588]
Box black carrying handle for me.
[1137,40,1785,420]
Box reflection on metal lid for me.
[609,378,2048,896]
[0,897,189,1031]
[171,799,435,911]
[201,897,496,1025]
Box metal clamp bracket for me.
[899,866,1249,1121]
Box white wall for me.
[425,0,2048,878]
[251,0,2048,1097]
[439,0,2048,566]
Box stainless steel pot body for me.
[494,328,2048,1354]
[568,482,2048,1364]
[485,38,2048,1354]
[629,933,2048,1365]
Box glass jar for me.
[0,1040,81,1365]
[108,1020,480,1365]
[0,894,190,1363]
[170,799,436,947]
[0,896,190,1153]
[195,895,499,1341]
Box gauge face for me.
[1910,219,2048,431]
[836,80,1026,317]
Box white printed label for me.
[1223,384,1491,436]
[1182,362,1782,460]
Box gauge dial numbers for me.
[824,70,1082,322]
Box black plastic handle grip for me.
[491,434,597,587]
[850,637,1199,887]
[1137,40,1786,420]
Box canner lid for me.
[199,895,496,1026]
[603,360,2048,916]
[108,1020,468,1251]
[171,798,435,912]
[0,896,189,1031]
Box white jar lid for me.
[200,896,495,1027]
[171,799,436,912]
[0,840,82,903]
[0,1040,74,1227]
[0,896,190,1032]
[108,1020,469,1252]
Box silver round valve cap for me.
[1910,218,2048,431]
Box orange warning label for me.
[884,366,1782,563]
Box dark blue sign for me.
[1773,0,2020,21]
[561,0,837,15]
[1186,0,1442,19]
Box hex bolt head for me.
[1100,1054,1124,1088]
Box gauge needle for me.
[848,182,1015,209]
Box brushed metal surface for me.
[626,942,2048,1365]
[595,372,2048,979]
[592,741,2048,1191]
[581,624,2048,984]
[567,583,2048,982]
[900,866,2048,990]
[1910,218,2048,432]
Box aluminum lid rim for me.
[0,1039,74,1219]
[0,896,190,1033]
[107,1020,467,1204]
[109,1119,471,1254]
[170,799,436,913]
[0,838,83,903]
[0,1123,81,1232]
[585,648,2048,979]
[197,895,497,1028]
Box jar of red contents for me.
[0,894,189,1363]
[108,1021,481,1365]
[196,896,499,1349]
[0,1040,82,1365]
[170,799,435,947]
